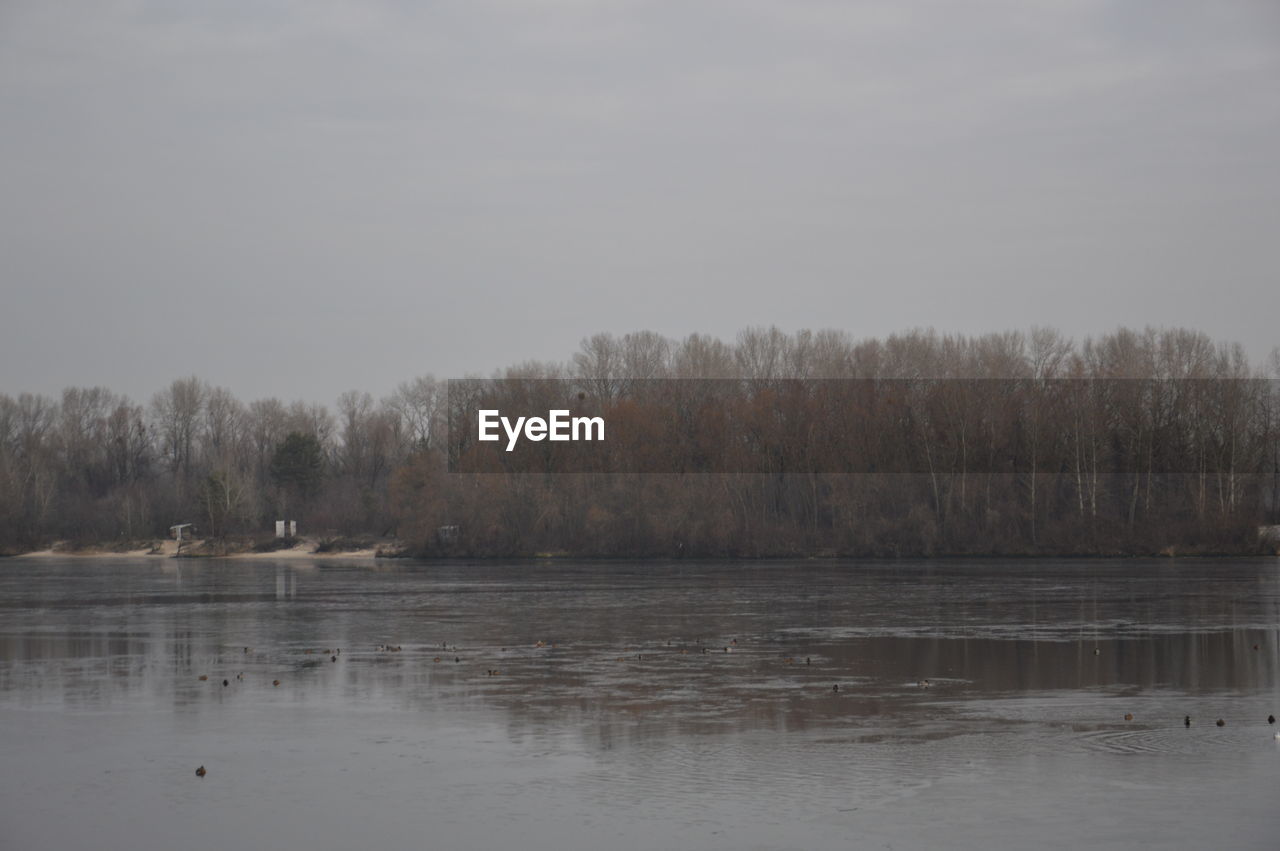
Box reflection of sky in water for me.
[1,559,1278,850]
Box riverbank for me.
[8,537,391,560]
[5,537,1276,561]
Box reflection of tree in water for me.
[1,560,1276,748]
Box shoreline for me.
[7,538,382,561]
[5,544,1275,562]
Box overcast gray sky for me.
[2,0,1278,403]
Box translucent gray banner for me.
[446,378,1280,475]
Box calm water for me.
[2,558,1278,850]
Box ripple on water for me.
[1072,721,1278,756]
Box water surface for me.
[2,558,1278,850]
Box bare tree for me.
[387,375,442,451]
[150,377,207,478]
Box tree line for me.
[2,326,1278,557]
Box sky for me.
[2,0,1278,405]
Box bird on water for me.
[195,766,206,778]
[1216,719,1225,727]
[1184,716,1191,728]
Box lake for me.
[1,558,1277,850]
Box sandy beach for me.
[10,538,384,560]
